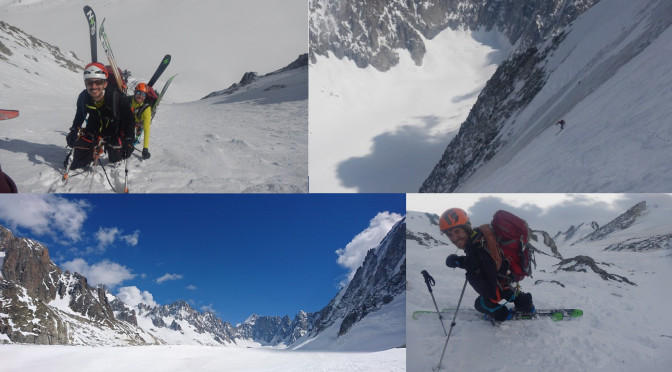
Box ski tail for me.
[148,54,171,87]
[83,6,97,62]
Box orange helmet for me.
[135,83,148,93]
[439,208,470,233]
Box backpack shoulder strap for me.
[108,87,119,120]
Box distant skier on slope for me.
[555,119,566,131]
[65,62,135,170]
[126,82,153,160]
[440,208,535,323]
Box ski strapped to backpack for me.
[83,6,97,63]
[99,18,126,94]
[148,54,171,87]
[477,210,536,283]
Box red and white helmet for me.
[83,62,108,81]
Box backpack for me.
[145,86,159,117]
[105,65,127,93]
[478,210,535,283]
[491,210,535,282]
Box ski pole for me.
[421,270,447,336]
[87,137,105,193]
[63,130,83,184]
[124,156,129,193]
[436,278,468,370]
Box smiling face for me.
[445,227,469,249]
[134,90,146,104]
[85,79,107,101]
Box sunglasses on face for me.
[86,79,105,87]
[135,91,147,97]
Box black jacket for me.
[462,228,500,301]
[72,86,133,140]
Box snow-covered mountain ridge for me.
[0,219,405,351]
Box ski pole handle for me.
[421,270,435,292]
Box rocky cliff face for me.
[419,43,554,192]
[310,0,598,71]
[0,226,153,345]
[235,312,309,345]
[137,300,236,345]
[309,218,405,338]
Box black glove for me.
[66,128,79,147]
[142,148,151,160]
[446,254,464,269]
[122,138,135,159]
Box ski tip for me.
[124,188,129,193]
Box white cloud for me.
[117,286,157,308]
[335,211,404,287]
[61,258,135,288]
[96,227,120,247]
[121,230,140,246]
[156,273,183,284]
[89,227,140,253]
[0,195,90,242]
[200,304,216,314]
[187,285,197,291]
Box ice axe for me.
[421,270,447,336]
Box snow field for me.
[0,344,406,372]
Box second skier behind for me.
[128,82,153,160]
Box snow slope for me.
[0,345,405,372]
[0,8,307,193]
[406,204,672,372]
[456,0,672,192]
[292,294,406,352]
[309,29,510,192]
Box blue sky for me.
[0,194,405,325]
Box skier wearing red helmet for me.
[65,62,135,170]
